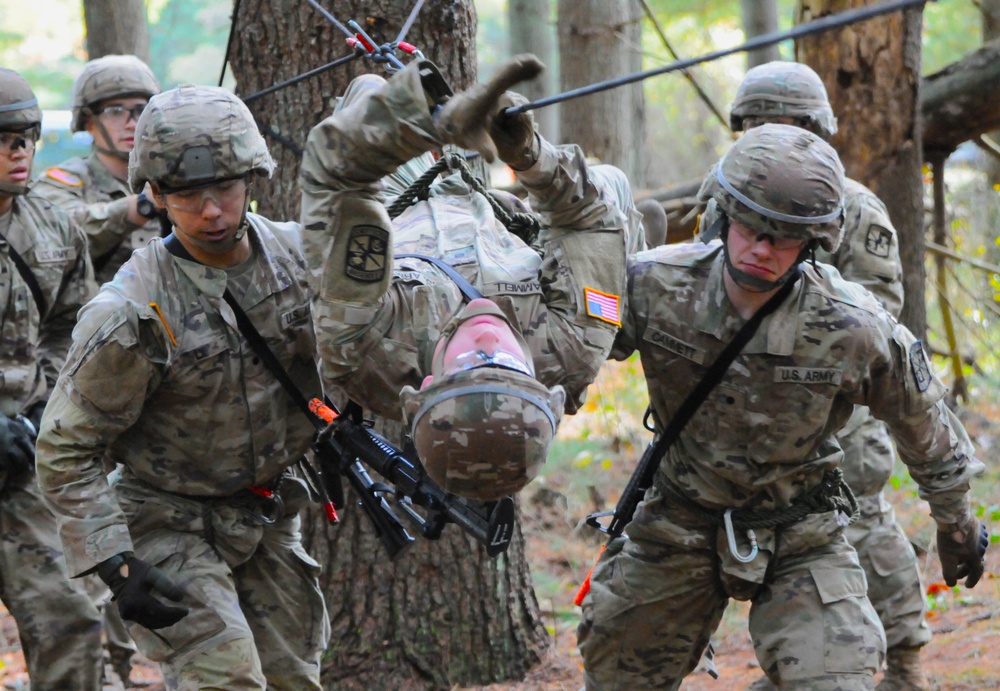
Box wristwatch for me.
[135,191,158,220]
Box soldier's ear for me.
[420,374,435,391]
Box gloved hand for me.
[937,515,988,588]
[434,53,544,163]
[489,91,539,170]
[0,415,35,475]
[98,552,189,629]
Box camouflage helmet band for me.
[0,98,38,114]
[716,160,842,226]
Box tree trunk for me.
[557,0,647,187]
[795,0,927,339]
[741,0,781,68]
[983,0,1000,186]
[230,2,549,688]
[922,39,1000,157]
[82,0,150,61]
[509,0,559,142]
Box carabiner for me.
[724,508,758,563]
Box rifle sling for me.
[623,265,803,521]
[0,229,48,316]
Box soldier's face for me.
[0,128,35,191]
[154,177,250,266]
[726,219,804,282]
[86,96,148,152]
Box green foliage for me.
[922,0,984,74]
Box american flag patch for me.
[584,287,621,326]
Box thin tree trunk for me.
[983,0,1000,186]
[230,2,549,687]
[82,0,150,61]
[557,0,647,187]
[795,0,927,339]
[741,0,781,68]
[509,0,559,142]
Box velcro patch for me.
[345,225,388,282]
[45,167,83,187]
[774,367,843,385]
[909,341,931,392]
[864,225,892,258]
[281,304,310,329]
[584,286,620,326]
[34,246,74,263]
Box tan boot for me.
[745,676,779,691]
[877,646,931,691]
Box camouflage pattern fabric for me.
[34,153,163,284]
[579,241,983,688]
[35,217,327,686]
[300,60,628,421]
[0,192,102,688]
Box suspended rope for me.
[242,52,362,104]
[218,0,242,86]
[506,0,932,116]
[395,0,427,45]
[301,0,354,39]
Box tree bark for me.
[230,2,549,688]
[82,0,150,61]
[557,0,647,187]
[741,0,781,68]
[509,0,559,142]
[795,0,927,339]
[982,0,1000,185]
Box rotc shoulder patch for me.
[45,167,83,187]
[584,287,621,326]
[864,225,892,258]
[345,224,388,282]
[909,340,932,393]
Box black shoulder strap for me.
[395,253,483,302]
[162,232,314,421]
[0,229,48,316]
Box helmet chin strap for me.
[87,109,130,161]
[233,183,253,241]
[0,180,29,196]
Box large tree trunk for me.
[509,0,559,142]
[795,0,927,339]
[983,0,1000,186]
[557,0,647,187]
[82,0,150,60]
[229,2,548,688]
[922,39,1000,157]
[741,0,781,68]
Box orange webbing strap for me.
[574,544,606,606]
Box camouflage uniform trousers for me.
[577,489,886,690]
[114,476,330,690]
[0,473,103,689]
[847,495,932,651]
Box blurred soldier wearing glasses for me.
[0,66,103,690]
[34,54,163,285]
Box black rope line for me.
[301,0,354,39]
[242,52,362,104]
[218,0,242,86]
[255,119,303,157]
[506,0,932,116]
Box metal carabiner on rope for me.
[724,508,758,563]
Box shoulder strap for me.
[395,253,483,302]
[0,229,48,316]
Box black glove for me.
[0,415,35,475]
[489,91,539,170]
[98,552,189,629]
[937,516,989,588]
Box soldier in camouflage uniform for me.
[576,124,988,690]
[698,61,928,691]
[300,56,628,495]
[36,85,329,689]
[0,67,104,690]
[34,54,163,285]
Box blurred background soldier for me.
[577,124,988,690]
[36,85,329,689]
[699,61,926,691]
[0,67,103,689]
[300,55,628,499]
[34,54,163,286]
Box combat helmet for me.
[0,68,42,195]
[400,301,565,501]
[128,84,275,193]
[730,61,838,140]
[71,55,160,132]
[709,122,844,255]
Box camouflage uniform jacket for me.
[612,241,982,526]
[0,191,95,419]
[300,62,628,419]
[33,154,162,284]
[35,214,319,576]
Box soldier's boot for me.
[876,645,931,691]
[745,675,779,691]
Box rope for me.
[218,0,242,86]
[386,153,541,246]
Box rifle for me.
[306,398,516,560]
[584,431,659,542]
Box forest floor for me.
[0,362,997,689]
